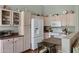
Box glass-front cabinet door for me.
[12,11,20,26]
[0,9,11,26]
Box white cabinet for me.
[24,11,31,25]
[3,38,13,53]
[44,16,62,26]
[12,11,20,26]
[61,14,75,26]
[44,17,50,26]
[0,9,12,26]
[44,16,55,26]
[44,14,75,27]
[20,11,31,51]
[0,37,24,53]
[0,9,21,26]
[14,37,24,53]
[61,15,67,26]
[24,26,31,51]
[20,11,31,26]
[66,14,75,26]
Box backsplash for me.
[67,26,75,32]
[44,26,75,33]
[0,26,18,32]
[51,27,62,33]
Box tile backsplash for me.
[46,26,75,33]
[0,26,18,32]
[68,26,75,32]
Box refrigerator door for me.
[31,16,43,38]
[38,17,44,36]
[31,36,43,50]
[31,18,39,38]
[31,16,44,50]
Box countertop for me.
[0,34,24,40]
[43,36,61,45]
[43,32,79,45]
[49,32,78,39]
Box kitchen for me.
[0,5,79,53]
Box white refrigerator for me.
[31,15,44,50]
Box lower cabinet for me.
[14,37,24,53]
[0,36,24,53]
[3,38,14,53]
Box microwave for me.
[51,21,61,27]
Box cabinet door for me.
[67,14,75,26]
[12,11,20,26]
[3,39,13,53]
[24,26,31,51]
[61,15,67,26]
[24,12,31,25]
[70,14,75,26]
[14,37,24,53]
[0,9,12,26]
[57,15,62,23]
[44,17,50,26]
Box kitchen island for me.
[43,36,62,53]
[61,32,79,53]
[43,32,79,53]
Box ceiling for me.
[0,5,77,16]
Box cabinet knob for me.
[8,40,9,41]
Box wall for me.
[43,5,76,16]
[0,26,18,32]
[0,5,43,15]
[8,5,43,15]
[74,6,79,32]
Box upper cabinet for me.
[0,9,12,26]
[61,14,67,26]
[62,14,75,26]
[44,15,62,26]
[20,11,32,26]
[44,17,50,26]
[44,13,75,27]
[0,9,20,26]
[12,11,20,26]
[24,11,31,26]
[66,14,75,26]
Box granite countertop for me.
[43,36,61,45]
[49,32,78,40]
[61,32,78,39]
[0,34,24,40]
